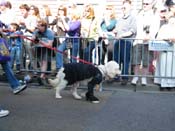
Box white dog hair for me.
[48,61,120,103]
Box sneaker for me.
[13,84,27,95]
[37,77,51,87]
[121,79,128,85]
[15,70,21,74]
[37,77,44,85]
[33,72,38,77]
[141,77,147,86]
[131,77,138,86]
[0,109,9,118]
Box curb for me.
[1,74,175,94]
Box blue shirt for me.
[33,28,55,42]
[9,31,23,47]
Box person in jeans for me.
[1,62,27,94]
[98,5,117,64]
[0,61,26,118]
[80,4,98,64]
[8,23,23,72]
[0,53,27,119]
[56,10,81,70]
[0,107,9,118]
[113,0,137,85]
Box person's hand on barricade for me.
[34,36,40,43]
[2,28,10,32]
[143,34,151,42]
[31,35,40,43]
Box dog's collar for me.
[97,65,107,79]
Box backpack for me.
[0,38,11,62]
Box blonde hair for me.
[83,4,95,19]
[71,12,80,20]
[106,5,116,19]
[42,5,52,16]
[30,5,40,19]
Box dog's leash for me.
[19,35,93,65]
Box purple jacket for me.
[67,20,81,37]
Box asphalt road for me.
[0,82,175,131]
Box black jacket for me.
[63,63,103,86]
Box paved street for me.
[0,82,175,131]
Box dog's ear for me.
[105,61,118,72]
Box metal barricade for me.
[1,34,175,87]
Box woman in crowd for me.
[56,8,81,71]
[98,5,117,64]
[40,4,53,28]
[80,4,99,64]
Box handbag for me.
[0,38,11,62]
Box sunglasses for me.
[160,9,167,13]
[38,24,45,27]
[58,8,64,10]
[106,7,112,10]
[143,3,150,5]
[122,7,126,10]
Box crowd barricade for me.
[1,34,175,84]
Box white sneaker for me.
[0,109,9,118]
[141,77,147,86]
[13,84,27,94]
[131,77,138,85]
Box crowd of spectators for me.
[0,0,174,86]
[1,0,175,118]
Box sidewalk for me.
[0,72,174,94]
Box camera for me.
[143,25,150,34]
[34,36,40,43]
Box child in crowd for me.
[8,23,23,72]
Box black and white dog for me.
[48,61,120,103]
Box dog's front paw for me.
[55,94,62,99]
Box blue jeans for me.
[10,46,21,69]
[83,40,96,62]
[56,38,80,69]
[1,62,20,89]
[114,39,132,80]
